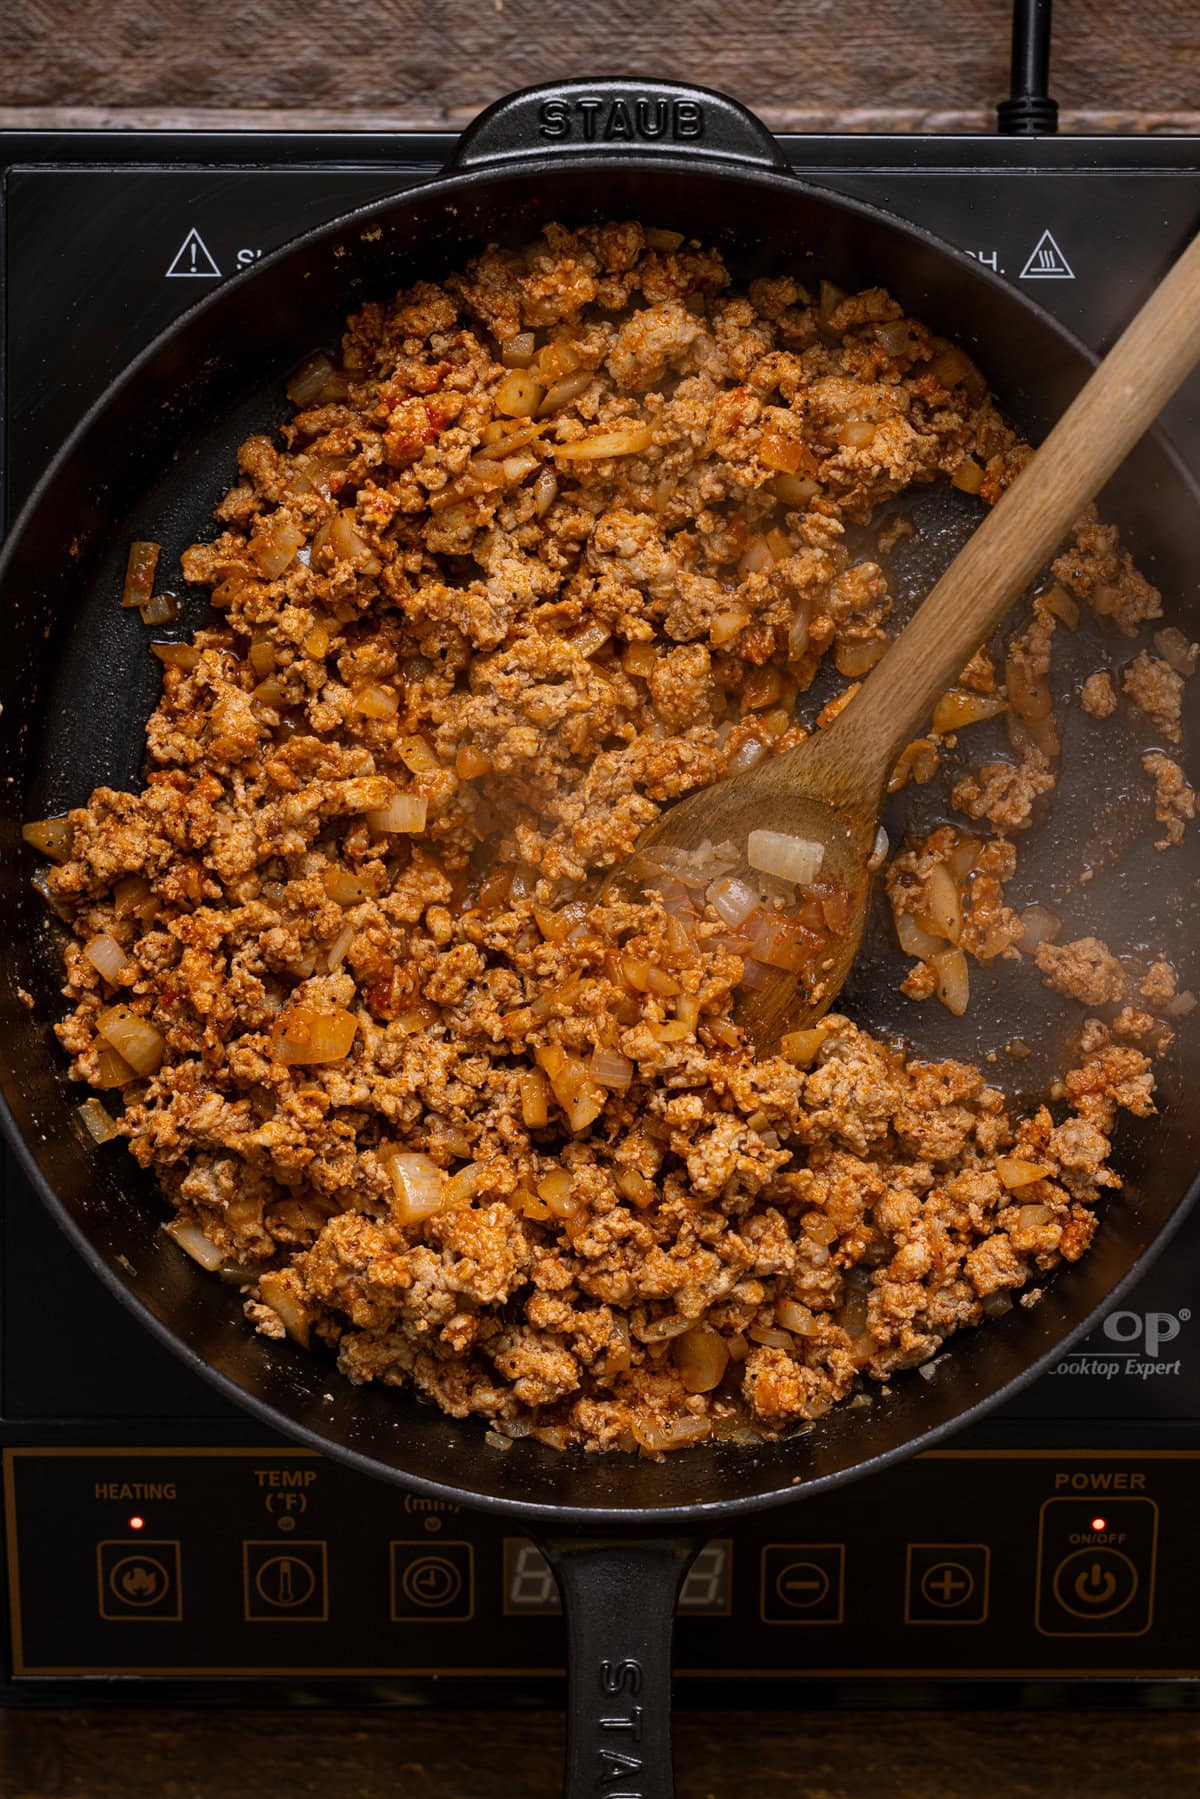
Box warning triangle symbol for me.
[165,227,221,279]
[1019,229,1074,281]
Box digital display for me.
[504,1539,731,1616]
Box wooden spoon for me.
[614,229,1200,1048]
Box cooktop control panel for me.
[5,1447,1197,1680]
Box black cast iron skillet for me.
[2,79,1198,1794]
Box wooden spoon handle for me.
[813,227,1200,799]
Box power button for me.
[1035,1497,1157,1637]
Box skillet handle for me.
[449,78,788,173]
[540,1534,698,1799]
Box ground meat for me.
[1122,651,1186,743]
[951,752,1055,832]
[1035,937,1126,1008]
[1080,670,1117,718]
[1051,516,1162,636]
[26,224,1182,1457]
[1142,751,1195,849]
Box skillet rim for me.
[1,147,1198,1524]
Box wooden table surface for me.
[4,1703,1200,1797]
[4,0,1200,1793]
[3,0,1200,136]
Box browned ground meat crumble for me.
[33,224,1191,1455]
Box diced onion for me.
[1005,651,1052,721]
[672,1326,729,1394]
[894,909,944,961]
[84,933,128,983]
[747,831,824,886]
[1019,905,1062,950]
[536,1168,581,1219]
[589,1047,634,1091]
[366,793,427,834]
[931,947,970,1016]
[496,370,544,417]
[518,1067,550,1128]
[951,459,985,494]
[381,1149,446,1225]
[139,592,179,627]
[631,1413,711,1453]
[555,425,653,460]
[759,422,804,474]
[932,688,1007,733]
[538,370,592,415]
[322,866,373,906]
[533,468,558,515]
[22,815,73,861]
[773,474,820,507]
[1153,626,1198,677]
[917,863,963,944]
[836,420,877,448]
[675,993,700,1031]
[287,352,336,407]
[781,1027,828,1067]
[271,1005,358,1065]
[251,517,305,579]
[445,1161,484,1207]
[455,744,492,779]
[322,922,356,971]
[121,541,161,609]
[166,1219,224,1270]
[535,1044,605,1132]
[1044,587,1081,630]
[397,736,441,774]
[787,597,813,661]
[706,875,759,928]
[998,1157,1053,1190]
[352,683,398,719]
[151,641,201,669]
[95,1045,136,1088]
[616,1169,656,1208]
[776,1298,820,1337]
[835,638,886,678]
[638,1312,693,1343]
[97,1004,164,1076]
[743,910,808,974]
[747,1325,793,1349]
[77,1097,120,1144]
[738,535,774,577]
[257,1271,311,1345]
[711,609,749,646]
[726,735,768,774]
[500,332,536,369]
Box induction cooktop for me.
[2,120,1199,1708]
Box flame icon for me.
[102,1548,176,1614]
[122,1564,160,1598]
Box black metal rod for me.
[997,0,1059,135]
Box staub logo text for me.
[538,95,705,144]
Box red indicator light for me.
[129,1515,146,1531]
[1090,1516,1106,1531]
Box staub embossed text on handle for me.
[537,93,705,145]
[447,76,787,171]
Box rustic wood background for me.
[5,1704,1200,1798]
[3,0,1199,135]
[3,1,1199,1793]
